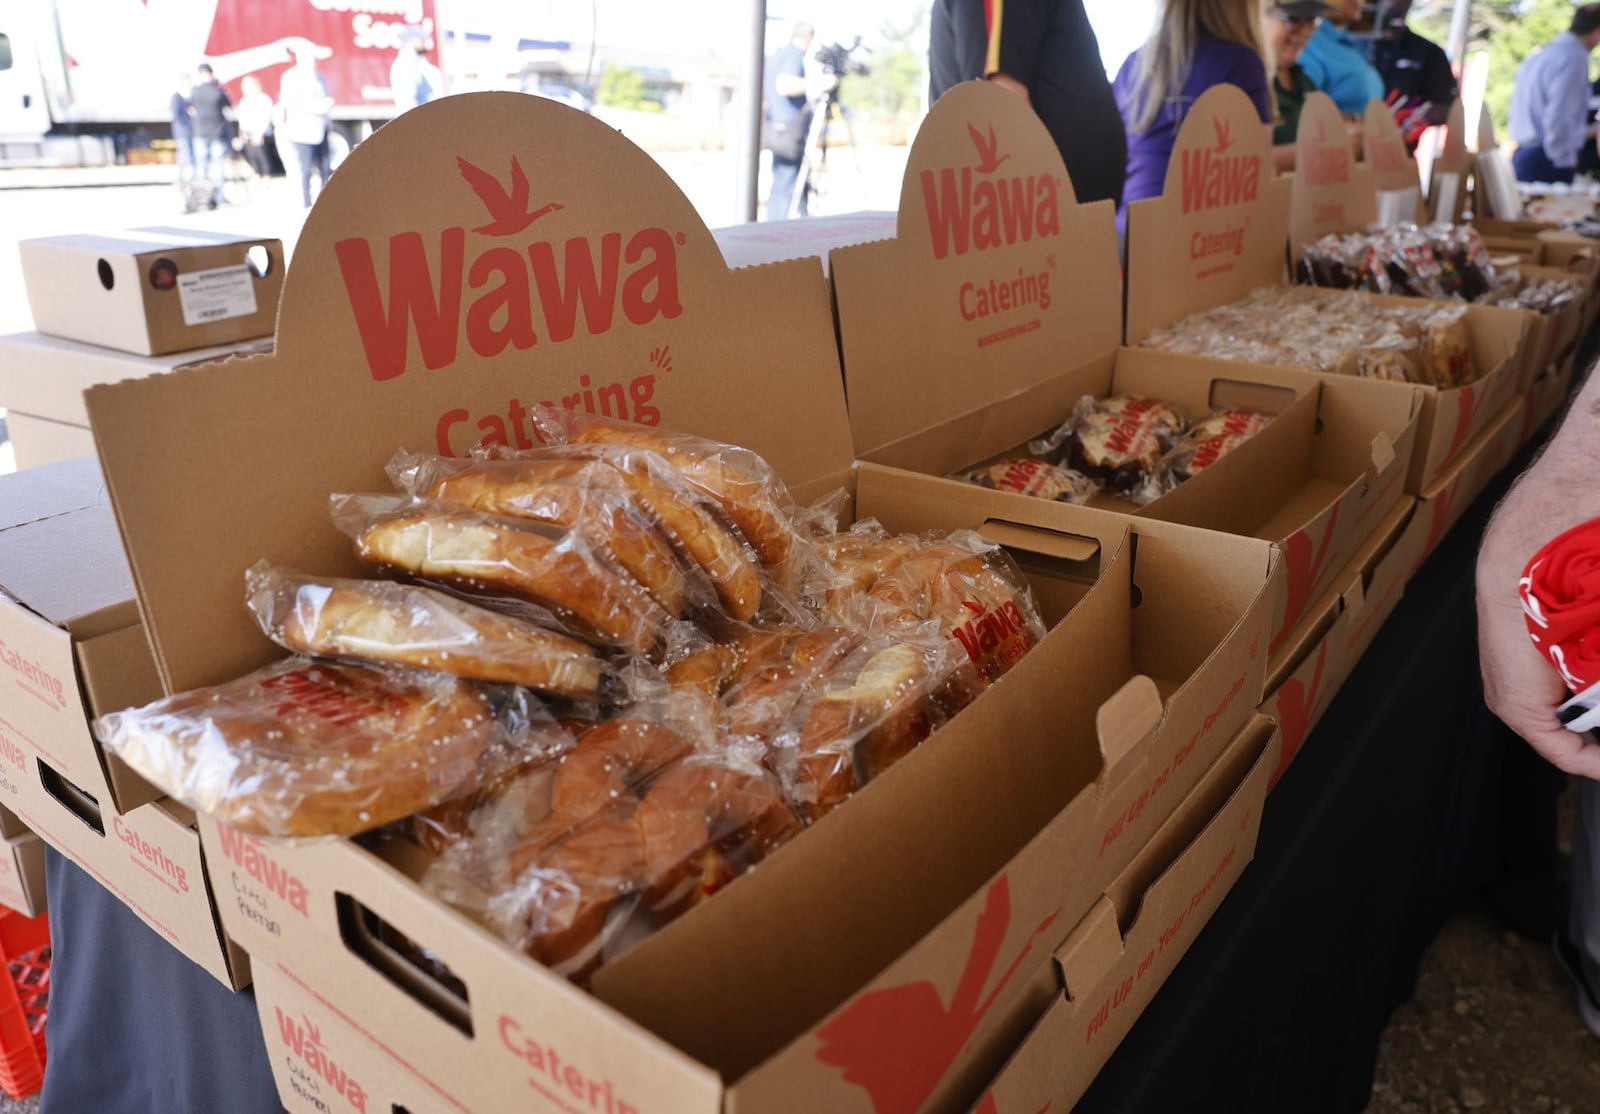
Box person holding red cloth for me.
[1479,368,1600,1039]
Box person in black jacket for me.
[1371,0,1457,149]
[929,0,1127,206]
[188,63,232,207]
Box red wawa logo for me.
[1269,640,1331,789]
[1181,116,1261,213]
[275,1009,368,1113]
[813,875,1059,1113]
[1268,506,1342,659]
[336,155,685,382]
[215,828,310,917]
[953,597,1032,670]
[920,121,1062,260]
[1304,116,1351,188]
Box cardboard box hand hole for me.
[36,760,104,837]
[336,891,473,1037]
[96,259,115,292]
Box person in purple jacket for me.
[1113,0,1274,223]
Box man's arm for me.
[1541,45,1590,166]
[1478,362,1600,778]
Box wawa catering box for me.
[1360,98,1427,228]
[1261,494,1421,789]
[0,808,46,917]
[1424,101,1473,226]
[83,92,1281,1113]
[0,331,273,469]
[1124,84,1528,498]
[829,81,1416,662]
[0,457,248,987]
[969,710,1275,1114]
[1405,399,1523,575]
[18,228,284,356]
[1522,344,1579,444]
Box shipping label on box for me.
[1288,93,1377,264]
[972,713,1276,1114]
[1123,84,1293,347]
[19,229,283,356]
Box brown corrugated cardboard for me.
[1427,101,1472,225]
[1126,88,1527,496]
[1263,495,1420,788]
[1288,93,1377,262]
[969,711,1276,1114]
[1522,345,1577,444]
[1123,84,1293,347]
[81,91,1283,1111]
[827,82,1415,656]
[252,961,438,1114]
[0,330,274,428]
[0,457,246,985]
[5,415,95,470]
[1362,100,1426,226]
[0,832,46,917]
[710,211,896,271]
[0,456,159,812]
[1406,400,1523,573]
[19,229,283,356]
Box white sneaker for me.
[1553,930,1600,1040]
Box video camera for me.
[815,37,870,77]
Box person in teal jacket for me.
[1299,0,1384,114]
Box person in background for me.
[391,26,443,111]
[1299,0,1385,116]
[762,21,836,220]
[1113,0,1272,221]
[1268,0,1325,154]
[1477,366,1600,1041]
[1508,5,1600,185]
[929,0,1127,206]
[187,63,232,208]
[279,46,336,208]
[169,73,194,188]
[1370,0,1457,149]
[234,75,275,180]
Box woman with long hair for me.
[1113,0,1275,212]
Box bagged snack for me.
[389,451,700,618]
[1031,395,1186,496]
[246,563,607,698]
[95,657,568,838]
[1419,305,1476,388]
[529,407,825,596]
[329,493,675,656]
[1161,409,1271,486]
[961,458,1098,503]
[862,532,1046,684]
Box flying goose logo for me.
[456,156,564,236]
[966,122,1011,174]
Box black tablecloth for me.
[31,433,1565,1114]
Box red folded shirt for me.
[1521,519,1600,691]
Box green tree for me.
[596,64,657,112]
[1413,0,1596,135]
[838,6,927,120]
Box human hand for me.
[1478,485,1600,779]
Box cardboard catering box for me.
[1521,344,1578,444]
[828,81,1417,660]
[1262,495,1421,789]
[86,92,1281,1112]
[0,331,273,471]
[19,229,284,356]
[0,831,46,918]
[1406,399,1523,574]
[0,457,246,985]
[1126,85,1527,497]
[970,710,1276,1114]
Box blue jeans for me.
[295,139,332,208]
[766,154,808,221]
[191,136,228,203]
[1512,144,1575,185]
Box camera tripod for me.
[786,84,861,219]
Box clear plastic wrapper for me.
[859,531,1047,684]
[329,493,675,657]
[246,562,607,698]
[528,407,827,598]
[94,657,571,838]
[1159,409,1270,487]
[1029,395,1186,497]
[388,451,700,618]
[1419,305,1475,388]
[959,458,1099,504]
